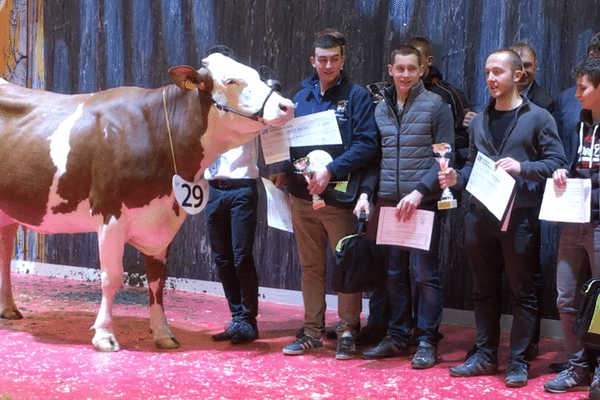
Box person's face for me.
[311,46,345,91]
[485,53,522,100]
[388,53,424,95]
[516,48,537,90]
[575,74,600,113]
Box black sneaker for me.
[231,321,258,345]
[335,331,356,360]
[505,359,528,388]
[411,342,437,369]
[282,334,323,355]
[362,337,410,359]
[543,367,590,393]
[211,320,240,342]
[590,366,600,400]
[449,352,498,377]
[355,325,387,346]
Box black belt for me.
[209,179,256,189]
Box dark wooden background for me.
[13,0,600,318]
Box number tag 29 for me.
[172,174,209,215]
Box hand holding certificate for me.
[466,152,516,221]
[260,110,342,164]
[539,178,591,223]
[376,207,435,251]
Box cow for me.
[0,53,294,352]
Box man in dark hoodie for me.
[270,29,378,360]
[543,56,600,397]
[439,49,566,388]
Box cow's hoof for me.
[0,306,23,320]
[92,335,121,352]
[154,336,180,350]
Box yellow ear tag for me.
[184,80,197,90]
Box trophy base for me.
[438,199,457,210]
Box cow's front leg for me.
[91,220,125,352]
[146,249,180,349]
[0,222,21,319]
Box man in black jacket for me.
[439,49,566,388]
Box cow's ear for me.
[168,65,212,93]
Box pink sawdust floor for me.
[0,273,588,400]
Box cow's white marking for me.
[0,78,8,85]
[48,103,84,174]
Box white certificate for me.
[539,178,591,223]
[260,110,343,164]
[466,152,516,221]
[376,207,435,251]
[262,177,293,233]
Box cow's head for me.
[169,53,294,135]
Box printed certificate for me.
[466,152,516,221]
[539,178,591,223]
[262,177,293,233]
[260,110,342,164]
[376,207,434,251]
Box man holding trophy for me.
[354,44,454,369]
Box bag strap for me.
[356,212,367,236]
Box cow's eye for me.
[225,79,239,85]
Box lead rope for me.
[162,88,178,175]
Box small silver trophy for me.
[433,142,457,210]
[293,150,332,210]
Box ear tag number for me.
[172,174,209,215]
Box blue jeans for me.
[205,181,259,325]
[556,223,600,374]
[384,212,443,347]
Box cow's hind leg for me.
[146,249,179,349]
[91,222,125,352]
[0,222,21,319]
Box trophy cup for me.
[293,150,332,210]
[432,143,457,210]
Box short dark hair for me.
[206,44,236,60]
[488,48,523,72]
[389,45,423,66]
[573,56,600,88]
[510,41,537,63]
[313,29,346,57]
[405,37,433,58]
[588,31,600,55]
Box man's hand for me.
[463,110,476,127]
[269,172,287,188]
[553,168,569,189]
[353,193,370,219]
[307,168,331,195]
[438,167,458,189]
[495,157,521,174]
[396,190,423,221]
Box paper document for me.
[539,178,591,223]
[466,152,516,221]
[262,177,293,233]
[260,110,342,164]
[376,207,434,251]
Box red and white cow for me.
[0,53,294,351]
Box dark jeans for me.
[205,181,259,326]
[465,205,539,363]
[381,212,443,347]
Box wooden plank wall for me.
[6,0,600,316]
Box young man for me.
[204,45,260,345]
[354,45,454,369]
[438,49,566,388]
[271,30,378,360]
[543,56,600,397]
